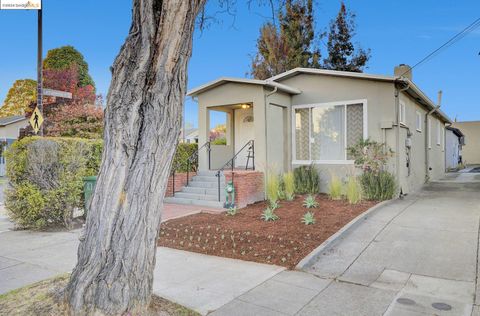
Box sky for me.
[0,0,479,128]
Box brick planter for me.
[225,170,264,209]
[165,172,196,197]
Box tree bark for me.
[66,1,206,315]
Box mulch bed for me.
[158,194,377,269]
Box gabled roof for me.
[268,67,395,82]
[0,115,27,126]
[187,77,301,96]
[269,68,452,124]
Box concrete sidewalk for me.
[0,206,283,316]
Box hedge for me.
[5,139,196,229]
[5,137,102,229]
[172,143,198,172]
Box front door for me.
[234,108,254,168]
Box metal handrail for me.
[171,141,211,196]
[215,140,255,202]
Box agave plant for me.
[302,195,319,208]
[261,207,279,222]
[301,211,316,225]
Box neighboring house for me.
[452,121,480,165]
[445,127,464,170]
[166,65,452,208]
[180,128,199,144]
[0,115,29,176]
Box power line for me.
[401,17,480,77]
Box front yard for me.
[158,194,376,268]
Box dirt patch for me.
[158,195,377,269]
[0,275,199,316]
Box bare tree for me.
[65,1,206,315]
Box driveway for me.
[1,176,480,315]
[213,176,480,315]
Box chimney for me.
[394,64,413,81]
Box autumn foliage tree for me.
[0,79,37,118]
[251,0,320,79]
[22,66,102,139]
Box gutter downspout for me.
[394,79,410,195]
[263,86,278,198]
[425,91,442,181]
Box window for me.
[399,101,406,125]
[293,100,366,163]
[436,121,441,146]
[442,126,445,151]
[416,111,422,132]
[428,117,432,149]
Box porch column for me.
[198,104,210,170]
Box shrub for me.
[172,143,198,173]
[328,174,343,200]
[360,171,397,201]
[301,211,316,225]
[266,171,280,207]
[294,165,319,194]
[283,172,295,201]
[226,206,238,216]
[261,207,279,222]
[345,176,362,204]
[302,195,319,208]
[347,138,393,173]
[5,137,102,229]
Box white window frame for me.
[292,99,368,165]
[415,111,422,132]
[399,100,406,125]
[436,120,441,146]
[428,117,432,149]
[442,126,445,152]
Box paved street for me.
[1,174,480,315]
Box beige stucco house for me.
[452,121,480,165]
[0,115,28,176]
[166,65,452,208]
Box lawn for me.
[0,275,199,316]
[158,194,377,268]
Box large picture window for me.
[293,100,366,163]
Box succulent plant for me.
[226,206,238,216]
[301,211,316,225]
[261,207,279,222]
[303,195,319,208]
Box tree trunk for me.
[66,1,206,315]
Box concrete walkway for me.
[213,178,480,315]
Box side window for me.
[399,101,406,125]
[416,111,422,132]
[428,118,432,149]
[436,121,441,145]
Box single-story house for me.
[166,65,452,208]
[452,121,480,165]
[180,128,199,144]
[445,126,465,170]
[0,115,29,176]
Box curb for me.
[295,199,395,270]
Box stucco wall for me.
[197,83,266,171]
[453,121,480,165]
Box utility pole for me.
[37,8,43,136]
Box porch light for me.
[241,104,251,109]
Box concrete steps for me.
[165,172,226,208]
